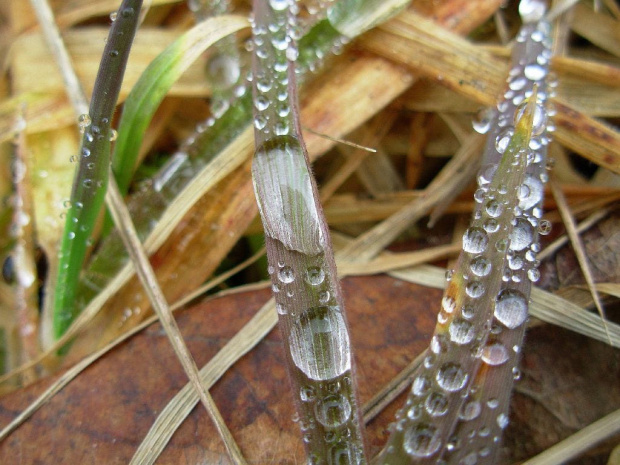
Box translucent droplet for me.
[527,268,540,282]
[510,218,533,251]
[445,269,454,282]
[254,95,270,111]
[289,306,350,380]
[485,200,504,218]
[300,385,316,402]
[470,256,491,277]
[538,219,552,235]
[276,303,287,315]
[278,266,294,283]
[430,334,448,354]
[306,266,325,285]
[487,398,499,409]
[442,296,457,313]
[110,11,117,21]
[515,100,547,136]
[314,394,351,429]
[436,363,468,392]
[520,0,547,22]
[449,319,475,345]
[472,108,493,134]
[481,342,509,366]
[412,375,431,396]
[495,289,528,329]
[459,399,481,421]
[403,423,441,458]
[495,129,514,154]
[425,392,448,417]
[78,114,91,133]
[269,0,289,11]
[497,413,509,429]
[466,281,485,299]
[462,305,475,320]
[483,218,500,234]
[524,64,546,81]
[109,129,118,142]
[463,228,489,254]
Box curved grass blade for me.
[53,0,143,340]
[250,1,367,463]
[111,15,249,196]
[374,87,539,465]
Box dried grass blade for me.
[549,178,612,344]
[105,173,246,464]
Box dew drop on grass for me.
[481,342,509,366]
[463,227,489,254]
[78,114,91,133]
[459,399,481,421]
[430,334,448,354]
[495,289,528,329]
[289,306,350,381]
[510,218,533,251]
[515,100,547,136]
[314,394,351,429]
[278,266,294,283]
[403,423,441,458]
[472,108,493,134]
[306,266,325,285]
[449,319,475,344]
[497,413,510,429]
[470,256,492,277]
[437,362,468,392]
[524,64,546,81]
[465,281,485,299]
[300,385,316,402]
[520,0,547,22]
[442,296,456,313]
[269,0,289,10]
[425,392,448,417]
[411,375,431,396]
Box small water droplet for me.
[470,256,491,277]
[495,129,514,154]
[78,114,91,133]
[412,375,431,396]
[466,281,485,299]
[442,296,456,313]
[459,399,481,421]
[436,362,468,392]
[269,0,289,10]
[481,342,509,366]
[314,394,351,429]
[485,200,504,218]
[472,108,493,134]
[524,64,546,81]
[510,218,534,251]
[306,266,325,285]
[425,392,448,416]
[497,413,509,429]
[110,11,117,21]
[519,0,547,22]
[278,266,294,283]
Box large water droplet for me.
[403,423,441,458]
[466,281,485,299]
[289,306,350,380]
[495,289,528,329]
[436,363,468,392]
[463,227,489,254]
[470,256,492,277]
[314,394,351,429]
[306,266,325,286]
[524,64,546,81]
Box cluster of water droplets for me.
[378,3,555,462]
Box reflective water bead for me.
[306,266,325,286]
[510,218,534,251]
[442,296,457,313]
[462,305,475,320]
[411,375,431,396]
[463,228,489,254]
[483,218,500,234]
[300,385,316,402]
[495,129,514,154]
[485,200,504,218]
[472,108,494,134]
[524,64,546,81]
[470,256,492,277]
[403,423,441,458]
[449,318,475,344]
[425,392,449,417]
[538,219,552,235]
[527,268,540,282]
[430,334,449,354]
[314,394,351,429]
[514,100,547,136]
[78,114,91,133]
[269,0,289,11]
[436,362,468,392]
[497,413,509,429]
[459,399,481,421]
[465,281,485,299]
[278,266,294,283]
[481,342,509,366]
[495,289,528,329]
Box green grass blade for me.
[53,0,143,340]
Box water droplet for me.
[495,289,528,329]
[483,218,500,234]
[538,219,551,235]
[403,423,441,458]
[430,334,448,354]
[463,228,489,254]
[481,342,509,366]
[407,404,422,420]
[445,269,454,282]
[485,200,504,218]
[278,266,294,283]
[470,256,491,277]
[510,218,533,251]
[466,281,485,299]
[78,114,91,133]
[449,319,475,345]
[289,306,350,381]
[314,394,351,429]
[459,399,481,421]
[109,129,118,142]
[286,45,299,61]
[527,268,540,282]
[524,64,546,81]
[515,100,547,136]
[437,363,468,392]
[306,266,325,286]
[425,392,448,416]
[254,95,270,111]
[520,0,547,22]
[412,375,431,396]
[495,129,514,154]
[318,291,330,304]
[276,303,287,315]
[462,305,475,320]
[442,296,456,313]
[83,179,93,188]
[269,0,289,10]
[472,108,493,134]
[110,11,118,21]
[497,413,509,429]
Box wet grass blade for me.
[52,0,143,340]
[250,1,368,463]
